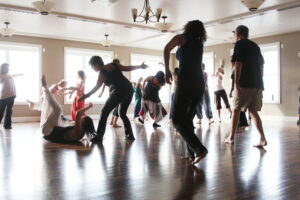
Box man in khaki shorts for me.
[225,25,267,148]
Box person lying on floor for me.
[40,75,96,143]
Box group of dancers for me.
[1,19,290,165]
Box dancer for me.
[138,71,167,128]
[133,77,143,120]
[0,63,22,129]
[40,75,95,143]
[69,70,85,121]
[98,59,122,128]
[164,20,208,164]
[212,67,232,122]
[78,56,148,142]
[169,68,179,122]
[229,61,249,131]
[27,79,69,123]
[225,25,267,147]
[195,63,214,125]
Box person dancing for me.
[78,56,148,142]
[138,71,167,128]
[69,70,85,121]
[212,67,232,122]
[0,63,22,129]
[164,20,208,165]
[133,77,143,120]
[40,75,96,143]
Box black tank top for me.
[176,36,205,93]
[100,63,133,94]
[143,79,160,103]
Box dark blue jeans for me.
[196,90,213,119]
[134,98,141,118]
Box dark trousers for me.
[97,90,133,138]
[172,89,207,156]
[169,92,175,119]
[239,111,249,127]
[112,105,119,117]
[134,98,141,118]
[214,89,230,110]
[0,96,15,128]
[196,90,213,119]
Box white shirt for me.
[0,75,16,99]
[213,74,224,91]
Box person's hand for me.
[140,62,148,69]
[78,94,86,102]
[235,84,241,96]
[41,75,47,87]
[165,69,173,84]
[88,102,93,108]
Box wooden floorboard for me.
[0,120,300,200]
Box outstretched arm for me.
[78,74,104,102]
[117,62,148,72]
[10,73,23,78]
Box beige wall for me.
[1,31,299,118]
[0,35,167,118]
[204,31,300,117]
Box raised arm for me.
[117,63,148,72]
[78,73,104,102]
[164,35,182,84]
[10,73,23,78]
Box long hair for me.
[77,70,86,82]
[183,20,207,43]
[82,116,96,138]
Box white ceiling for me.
[0,0,300,50]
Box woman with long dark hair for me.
[78,56,148,142]
[164,20,208,164]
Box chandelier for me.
[131,0,163,24]
[0,22,16,37]
[100,34,113,47]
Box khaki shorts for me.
[233,88,263,112]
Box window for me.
[260,43,280,103]
[202,52,215,97]
[64,48,113,103]
[0,42,41,103]
[130,54,169,103]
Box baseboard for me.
[12,116,40,123]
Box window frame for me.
[259,42,281,104]
[63,47,114,104]
[0,41,42,105]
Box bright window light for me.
[64,48,113,104]
[130,54,169,104]
[260,42,280,104]
[0,42,41,103]
[203,52,215,97]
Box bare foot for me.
[112,124,122,128]
[209,119,214,125]
[253,140,267,148]
[224,137,234,144]
[191,150,208,165]
[196,119,202,124]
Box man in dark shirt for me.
[225,25,267,148]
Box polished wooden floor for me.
[0,118,300,200]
